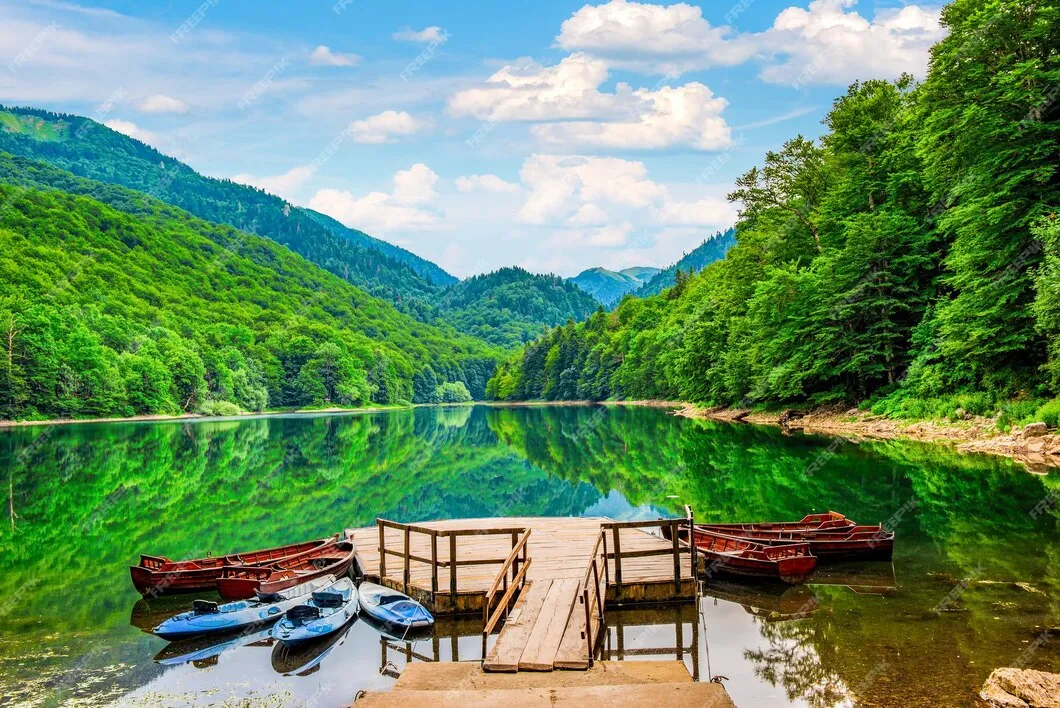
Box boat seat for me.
[192,600,219,614]
[287,605,321,621]
[311,590,344,608]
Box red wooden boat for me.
[130,534,339,597]
[697,511,856,535]
[216,534,356,600]
[665,526,817,584]
[703,525,894,562]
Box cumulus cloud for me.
[308,164,443,233]
[447,54,731,150]
[656,196,740,226]
[393,26,448,43]
[455,174,520,194]
[309,45,361,67]
[555,0,756,74]
[231,165,314,201]
[349,110,426,144]
[138,94,189,114]
[552,0,943,84]
[103,119,159,146]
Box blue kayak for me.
[152,575,338,640]
[271,577,357,646]
[357,581,434,632]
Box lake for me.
[1,405,1057,707]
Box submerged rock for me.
[980,668,1060,707]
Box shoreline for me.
[675,404,1060,471]
[0,404,410,429]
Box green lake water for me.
[0,405,1057,707]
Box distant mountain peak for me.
[569,265,657,307]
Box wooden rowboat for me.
[130,534,338,597]
[216,534,356,600]
[697,511,856,535]
[664,526,817,584]
[707,525,894,562]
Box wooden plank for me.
[519,578,581,671]
[356,683,736,708]
[392,661,694,691]
[484,580,550,672]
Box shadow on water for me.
[0,405,1057,706]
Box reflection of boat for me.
[153,575,338,639]
[130,534,338,596]
[272,578,357,645]
[358,581,434,632]
[697,512,856,535]
[153,626,275,667]
[701,580,819,621]
[217,534,356,600]
[664,526,817,584]
[270,617,357,676]
[131,594,213,633]
[808,561,897,595]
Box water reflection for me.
[1,405,1057,706]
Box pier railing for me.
[481,528,532,656]
[376,518,529,604]
[576,529,608,665]
[602,510,696,599]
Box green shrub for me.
[199,400,241,417]
[996,399,1043,431]
[1031,398,1060,429]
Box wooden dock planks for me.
[484,580,549,672]
[518,578,581,671]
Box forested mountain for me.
[570,267,660,307]
[0,106,454,310]
[0,157,500,419]
[635,228,736,297]
[488,0,1059,421]
[436,267,601,347]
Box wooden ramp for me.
[354,661,736,708]
[350,516,697,673]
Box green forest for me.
[0,157,501,417]
[488,0,1060,423]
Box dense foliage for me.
[0,106,454,312]
[435,267,601,346]
[569,266,659,307]
[634,228,737,297]
[489,0,1059,416]
[0,165,500,418]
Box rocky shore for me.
[675,405,1060,471]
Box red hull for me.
[670,527,817,584]
[129,535,337,597]
[718,526,895,562]
[698,512,856,535]
[216,537,356,600]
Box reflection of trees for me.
[744,619,847,707]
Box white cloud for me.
[309,45,360,67]
[555,0,757,74]
[656,196,740,226]
[567,203,608,226]
[349,110,426,144]
[308,164,443,233]
[393,26,448,43]
[103,119,159,146]
[758,0,944,86]
[552,0,943,84]
[447,54,731,151]
[230,165,314,201]
[518,154,669,225]
[138,94,189,114]
[551,222,634,248]
[455,174,520,194]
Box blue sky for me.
[0,0,945,277]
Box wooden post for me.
[403,525,411,594]
[612,526,622,597]
[511,530,519,582]
[686,505,697,580]
[449,534,458,601]
[431,533,439,602]
[602,530,609,586]
[592,556,604,627]
[378,521,386,578]
[672,521,681,594]
[584,587,593,667]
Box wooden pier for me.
[349,515,698,673]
